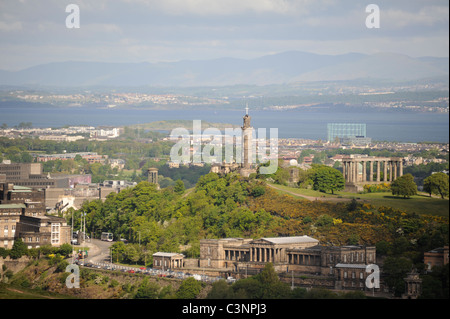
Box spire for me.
[245,103,249,116]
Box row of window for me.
[0,219,18,223]
[0,212,21,216]
[2,225,16,237]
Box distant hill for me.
[0,51,448,87]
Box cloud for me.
[0,0,448,70]
[123,0,331,16]
[383,5,449,28]
[0,21,22,32]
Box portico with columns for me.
[342,155,404,192]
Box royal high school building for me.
[195,237,377,290]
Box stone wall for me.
[0,256,31,280]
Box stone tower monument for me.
[240,105,256,177]
[148,168,160,189]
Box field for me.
[268,183,449,218]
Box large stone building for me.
[0,181,70,249]
[198,236,377,290]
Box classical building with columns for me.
[342,155,404,192]
[198,236,376,290]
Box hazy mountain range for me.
[0,51,448,87]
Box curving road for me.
[84,239,114,264]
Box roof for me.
[335,263,368,269]
[153,252,184,258]
[13,185,32,191]
[260,236,319,245]
[0,203,26,209]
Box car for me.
[127,269,135,273]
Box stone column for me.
[393,161,398,180]
[343,161,347,182]
[362,161,367,182]
[348,162,352,182]
[376,161,381,182]
[399,160,403,177]
[389,161,393,182]
[383,161,388,182]
[369,161,373,182]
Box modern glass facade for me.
[327,123,367,142]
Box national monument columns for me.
[342,156,404,189]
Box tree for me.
[382,256,413,297]
[58,243,73,257]
[391,174,417,198]
[423,173,449,199]
[174,179,185,195]
[312,166,345,194]
[135,277,160,299]
[176,277,202,299]
[10,238,27,259]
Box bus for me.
[101,232,113,242]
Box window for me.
[3,226,8,236]
[51,223,60,244]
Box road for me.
[83,239,113,264]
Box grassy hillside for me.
[268,183,449,218]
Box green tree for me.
[207,280,235,299]
[391,174,417,198]
[423,172,449,199]
[9,238,27,259]
[135,277,161,299]
[176,277,202,299]
[174,179,186,195]
[382,256,413,297]
[58,243,73,257]
[312,166,345,194]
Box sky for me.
[0,0,448,71]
